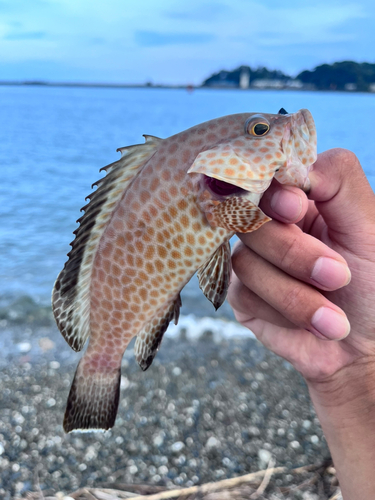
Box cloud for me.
[134,31,215,47]
[90,37,106,45]
[4,31,46,40]
[165,2,231,20]
[0,0,373,85]
[0,0,49,13]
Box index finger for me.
[259,179,309,224]
[309,149,375,252]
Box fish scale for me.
[53,108,317,432]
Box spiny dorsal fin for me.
[52,136,162,352]
[143,134,163,145]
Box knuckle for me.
[231,241,250,272]
[304,362,337,382]
[278,235,302,270]
[227,275,242,307]
[280,285,308,319]
[329,148,359,168]
[227,275,254,318]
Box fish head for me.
[188,109,317,198]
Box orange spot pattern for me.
[86,117,246,369]
[83,109,317,373]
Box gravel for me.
[0,324,330,499]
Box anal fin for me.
[206,196,271,233]
[134,294,181,371]
[63,358,121,433]
[198,240,232,310]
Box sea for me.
[1,85,375,340]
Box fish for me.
[52,108,317,432]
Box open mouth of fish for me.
[204,175,248,198]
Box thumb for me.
[309,149,375,252]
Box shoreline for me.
[1,81,374,95]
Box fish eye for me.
[245,118,270,137]
[250,122,270,136]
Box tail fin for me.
[63,358,121,433]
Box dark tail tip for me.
[63,360,121,433]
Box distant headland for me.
[1,61,374,92]
[202,61,375,93]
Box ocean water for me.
[1,85,375,323]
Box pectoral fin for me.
[198,240,232,310]
[134,294,181,371]
[205,197,271,233]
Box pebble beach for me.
[0,316,331,499]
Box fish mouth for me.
[275,109,317,189]
[203,175,248,198]
[298,109,317,143]
[292,109,317,158]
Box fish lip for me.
[299,109,316,140]
[275,109,317,189]
[290,109,316,144]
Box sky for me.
[0,0,374,85]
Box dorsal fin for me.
[52,136,162,351]
[143,134,163,145]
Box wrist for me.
[307,356,375,430]
[306,357,375,499]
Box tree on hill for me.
[297,61,375,91]
[202,65,290,87]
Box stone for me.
[17,342,31,353]
[205,436,221,449]
[171,441,185,452]
[38,337,55,351]
[258,448,272,468]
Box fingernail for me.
[311,307,351,340]
[311,257,351,289]
[270,190,302,220]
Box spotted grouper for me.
[52,108,317,432]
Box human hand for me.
[228,148,375,384]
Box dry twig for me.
[20,459,342,500]
[71,488,137,499]
[128,465,286,500]
[250,458,276,499]
[328,492,343,500]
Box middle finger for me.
[231,242,350,340]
